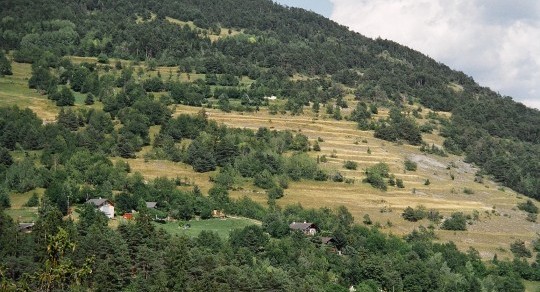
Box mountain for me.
[1,0,538,198]
[0,0,539,290]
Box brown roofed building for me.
[289,221,318,236]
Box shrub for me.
[24,193,40,207]
[517,200,538,214]
[364,162,390,191]
[254,170,275,189]
[402,206,427,222]
[396,178,405,188]
[0,187,10,208]
[363,214,372,225]
[331,172,344,182]
[267,186,284,200]
[314,170,328,181]
[404,159,417,171]
[525,213,537,222]
[343,160,358,170]
[463,188,475,195]
[441,212,467,231]
[510,240,532,258]
[97,53,109,64]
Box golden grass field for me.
[2,59,539,262]
[169,105,540,260]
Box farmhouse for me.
[86,198,115,219]
[289,221,318,236]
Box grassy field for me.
[0,60,58,122]
[169,105,540,260]
[1,56,538,261]
[524,280,540,292]
[152,217,258,239]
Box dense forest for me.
[0,0,540,290]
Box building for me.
[86,198,115,219]
[18,223,35,233]
[289,221,318,236]
[146,202,157,209]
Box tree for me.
[402,206,426,222]
[84,93,95,105]
[517,200,538,214]
[28,66,57,94]
[229,225,268,253]
[254,170,276,189]
[208,185,229,208]
[441,212,467,231]
[37,228,93,291]
[0,187,10,209]
[404,159,417,171]
[0,50,12,76]
[510,240,532,258]
[364,163,390,191]
[52,86,75,106]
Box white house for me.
[86,198,115,219]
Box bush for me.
[404,159,417,171]
[364,163,390,190]
[441,212,467,231]
[463,188,475,195]
[24,192,40,207]
[343,160,358,170]
[517,200,538,214]
[401,206,427,222]
[314,170,328,181]
[97,53,109,64]
[267,186,284,200]
[254,170,276,189]
[526,213,537,222]
[396,178,405,188]
[0,187,10,208]
[331,172,344,182]
[510,240,532,258]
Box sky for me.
[274,0,540,109]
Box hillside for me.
[0,0,540,290]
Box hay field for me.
[171,105,540,260]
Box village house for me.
[289,221,318,236]
[86,198,115,219]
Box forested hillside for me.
[1,0,538,198]
[0,0,539,290]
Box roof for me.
[86,198,113,207]
[289,222,317,231]
[146,202,157,209]
[18,223,35,231]
[320,237,335,244]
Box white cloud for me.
[330,0,540,109]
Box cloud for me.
[330,0,540,109]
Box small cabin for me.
[86,198,115,219]
[289,221,318,236]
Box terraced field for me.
[2,59,538,260]
[165,105,540,260]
